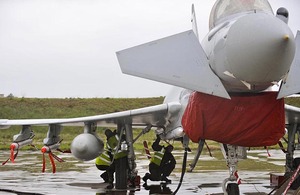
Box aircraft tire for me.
[226,183,240,195]
[115,157,128,189]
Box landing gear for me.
[222,178,240,195]
[291,157,300,190]
[115,156,128,189]
[285,124,300,190]
[221,144,243,195]
[114,123,139,190]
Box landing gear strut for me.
[114,122,139,190]
[285,123,300,190]
[221,144,241,195]
[115,156,128,189]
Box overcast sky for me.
[0,0,299,98]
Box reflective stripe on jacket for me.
[114,150,127,160]
[95,151,111,166]
[150,147,165,166]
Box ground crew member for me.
[142,135,176,184]
[95,129,119,189]
[95,149,113,183]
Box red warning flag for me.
[143,141,151,159]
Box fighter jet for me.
[1,0,300,194]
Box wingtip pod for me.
[277,31,300,99]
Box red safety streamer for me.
[10,144,16,163]
[41,145,65,173]
[56,148,71,153]
[42,152,46,173]
[2,147,18,165]
[50,153,64,163]
[49,153,56,173]
[2,158,9,165]
[3,142,35,166]
[264,146,271,157]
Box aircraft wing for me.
[0,102,182,129]
[116,30,230,99]
[285,104,300,125]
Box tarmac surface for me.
[0,149,299,195]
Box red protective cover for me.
[182,92,285,147]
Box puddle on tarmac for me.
[0,150,299,194]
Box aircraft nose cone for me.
[225,13,295,84]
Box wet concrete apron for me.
[0,150,298,194]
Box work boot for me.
[162,176,171,184]
[106,182,114,189]
[143,173,150,183]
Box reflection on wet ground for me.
[0,150,299,194]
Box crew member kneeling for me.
[143,135,176,184]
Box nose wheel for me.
[223,180,240,195]
[227,183,240,195]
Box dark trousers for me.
[149,163,162,181]
[148,161,175,181]
[161,162,175,177]
[96,163,115,184]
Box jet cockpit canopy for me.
[209,0,274,30]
